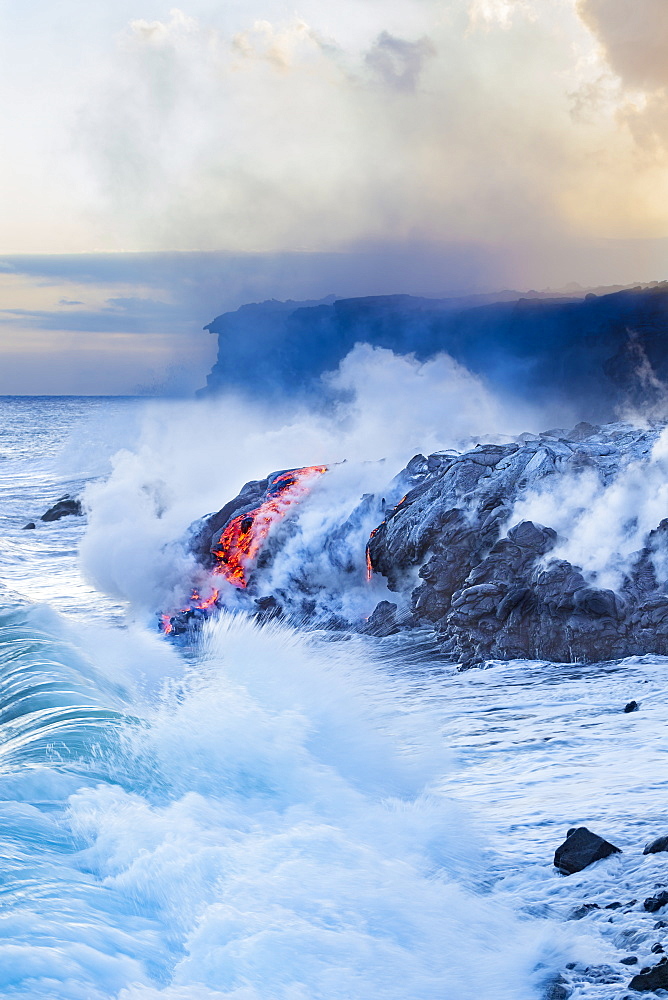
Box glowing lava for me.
[160,587,221,634]
[365,526,379,582]
[212,465,327,589]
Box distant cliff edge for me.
[200,283,668,422]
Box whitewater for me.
[2,395,668,1000]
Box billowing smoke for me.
[79,342,538,617]
[508,426,668,592]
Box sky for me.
[1,0,667,393]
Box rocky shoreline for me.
[23,494,83,530]
[546,826,668,996]
[169,419,668,670]
[366,420,668,666]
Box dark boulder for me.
[621,957,639,966]
[643,891,668,913]
[507,520,557,554]
[554,827,621,875]
[569,421,601,441]
[22,522,35,530]
[570,902,600,919]
[624,701,639,713]
[629,956,668,992]
[40,496,83,522]
[543,976,570,1000]
[254,596,283,622]
[644,836,668,855]
[363,601,400,637]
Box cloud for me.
[68,1,668,256]
[2,0,668,265]
[577,0,668,91]
[365,32,436,91]
[468,0,537,30]
[0,298,185,334]
[576,0,668,147]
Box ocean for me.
[1,395,667,1000]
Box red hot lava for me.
[366,526,379,582]
[212,465,327,589]
[365,494,409,582]
[160,465,326,635]
[161,587,220,635]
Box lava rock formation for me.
[365,421,668,666]
[174,418,668,667]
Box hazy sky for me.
[1,0,667,392]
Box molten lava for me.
[159,465,325,636]
[365,526,379,582]
[160,586,221,635]
[212,465,327,589]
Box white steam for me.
[509,426,668,590]
[80,345,538,614]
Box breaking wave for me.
[0,605,551,998]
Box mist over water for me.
[0,603,550,1000]
[2,333,668,999]
[79,343,541,617]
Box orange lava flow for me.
[212,465,327,589]
[190,588,220,611]
[161,586,221,634]
[365,526,379,582]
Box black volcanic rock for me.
[629,956,668,991]
[644,836,668,855]
[554,827,621,875]
[543,976,571,999]
[363,601,400,637]
[173,417,668,662]
[254,595,284,622]
[644,891,668,913]
[361,422,668,665]
[40,496,83,521]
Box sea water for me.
[1,396,667,1000]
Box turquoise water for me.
[0,397,665,1000]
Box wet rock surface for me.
[554,827,621,875]
[40,495,83,522]
[364,421,668,665]
[362,601,401,637]
[543,975,571,999]
[644,836,668,856]
[644,891,668,913]
[628,955,668,991]
[178,419,668,664]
